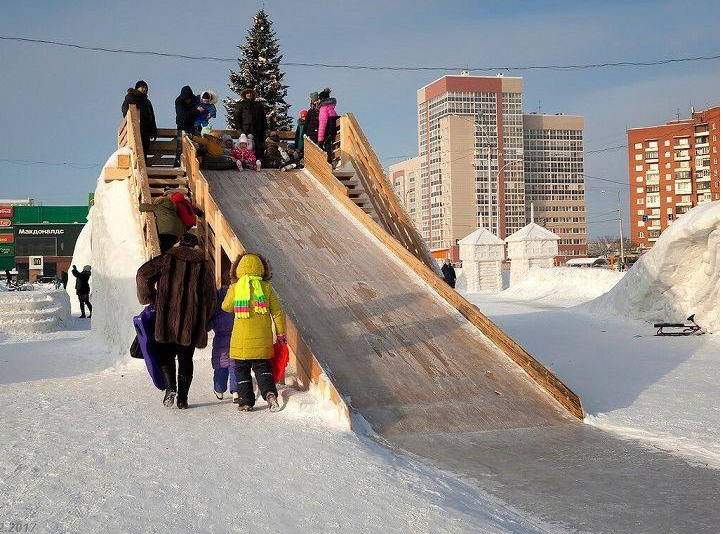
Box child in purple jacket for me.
[208,286,239,403]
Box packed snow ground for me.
[0,323,561,534]
[468,267,720,467]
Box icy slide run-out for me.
[198,168,718,534]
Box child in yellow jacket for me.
[222,253,286,412]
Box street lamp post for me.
[601,189,626,270]
[616,189,625,270]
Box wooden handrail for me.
[339,114,437,272]
[122,105,160,260]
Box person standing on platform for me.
[121,80,157,158]
[173,86,198,167]
[233,88,267,161]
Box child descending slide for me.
[229,134,261,171]
[222,253,286,412]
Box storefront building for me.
[0,204,89,282]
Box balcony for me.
[673,142,690,150]
[676,199,693,206]
[674,154,691,161]
[694,130,709,137]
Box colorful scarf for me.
[233,275,268,319]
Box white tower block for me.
[505,222,560,286]
[459,227,505,293]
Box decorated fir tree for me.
[225,9,292,131]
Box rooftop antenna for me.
[676,108,681,121]
[537,100,542,114]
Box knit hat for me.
[135,80,148,90]
[299,109,308,119]
[309,91,319,102]
[237,133,249,146]
[318,87,331,100]
[200,90,218,104]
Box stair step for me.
[333,169,355,179]
[148,177,189,186]
[150,186,188,196]
[147,167,185,177]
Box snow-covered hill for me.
[583,201,720,332]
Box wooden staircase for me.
[331,163,378,221]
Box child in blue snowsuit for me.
[208,286,238,403]
[194,90,218,133]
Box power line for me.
[0,158,102,169]
[0,35,718,72]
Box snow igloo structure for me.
[458,227,505,293]
[505,222,560,286]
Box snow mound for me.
[71,150,147,363]
[497,266,623,304]
[0,289,70,334]
[583,201,720,332]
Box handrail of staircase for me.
[118,105,161,260]
[338,114,437,272]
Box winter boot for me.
[232,392,239,404]
[238,404,253,412]
[214,390,224,401]
[160,366,176,407]
[177,374,192,410]
[266,392,281,413]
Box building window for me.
[638,231,644,238]
[636,187,644,193]
[635,165,643,171]
[634,142,643,149]
[637,221,645,227]
[635,154,643,161]
[636,198,644,205]
[664,140,670,146]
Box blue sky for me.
[0,0,719,237]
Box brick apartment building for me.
[390,74,587,259]
[628,106,719,249]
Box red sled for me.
[270,340,289,383]
[133,306,165,390]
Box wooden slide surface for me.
[205,169,576,436]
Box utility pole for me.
[617,189,625,271]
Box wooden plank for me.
[102,166,130,182]
[148,177,189,186]
[117,153,131,169]
[147,167,185,177]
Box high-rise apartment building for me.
[523,113,587,259]
[389,156,423,231]
[412,74,526,250]
[628,106,719,249]
[391,74,586,258]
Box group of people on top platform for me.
[121,80,341,173]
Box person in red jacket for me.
[169,191,204,231]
